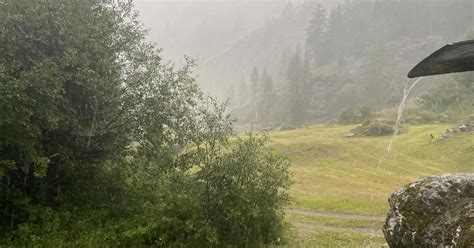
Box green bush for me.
[0,1,291,246]
[338,106,373,124]
[112,133,291,247]
[198,133,291,247]
[403,72,474,124]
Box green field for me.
[268,124,474,247]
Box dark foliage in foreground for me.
[0,1,290,246]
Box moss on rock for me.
[383,173,474,247]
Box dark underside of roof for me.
[408,39,474,78]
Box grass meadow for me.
[268,124,473,247]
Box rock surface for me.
[442,123,472,139]
[383,173,474,247]
[351,120,394,137]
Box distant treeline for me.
[230,0,473,127]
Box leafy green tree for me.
[198,133,290,247]
[0,0,149,211]
[0,1,291,246]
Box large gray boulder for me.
[383,173,474,247]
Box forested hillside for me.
[1,0,472,246]
[220,0,473,128]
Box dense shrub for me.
[338,106,373,124]
[0,1,291,246]
[198,133,290,247]
[414,72,474,123]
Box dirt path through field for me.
[295,222,384,237]
[287,208,386,222]
[287,208,386,238]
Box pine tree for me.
[278,47,290,81]
[250,67,260,102]
[322,5,344,64]
[237,76,248,107]
[259,69,275,124]
[286,47,302,84]
[286,47,306,125]
[305,3,327,66]
[261,69,274,94]
[280,1,294,18]
[300,54,313,120]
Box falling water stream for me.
[386,77,424,153]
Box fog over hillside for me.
[134,1,286,65]
[135,0,340,96]
[135,0,473,127]
[1,1,473,246]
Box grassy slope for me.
[268,124,473,247]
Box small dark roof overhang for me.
[408,39,474,78]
